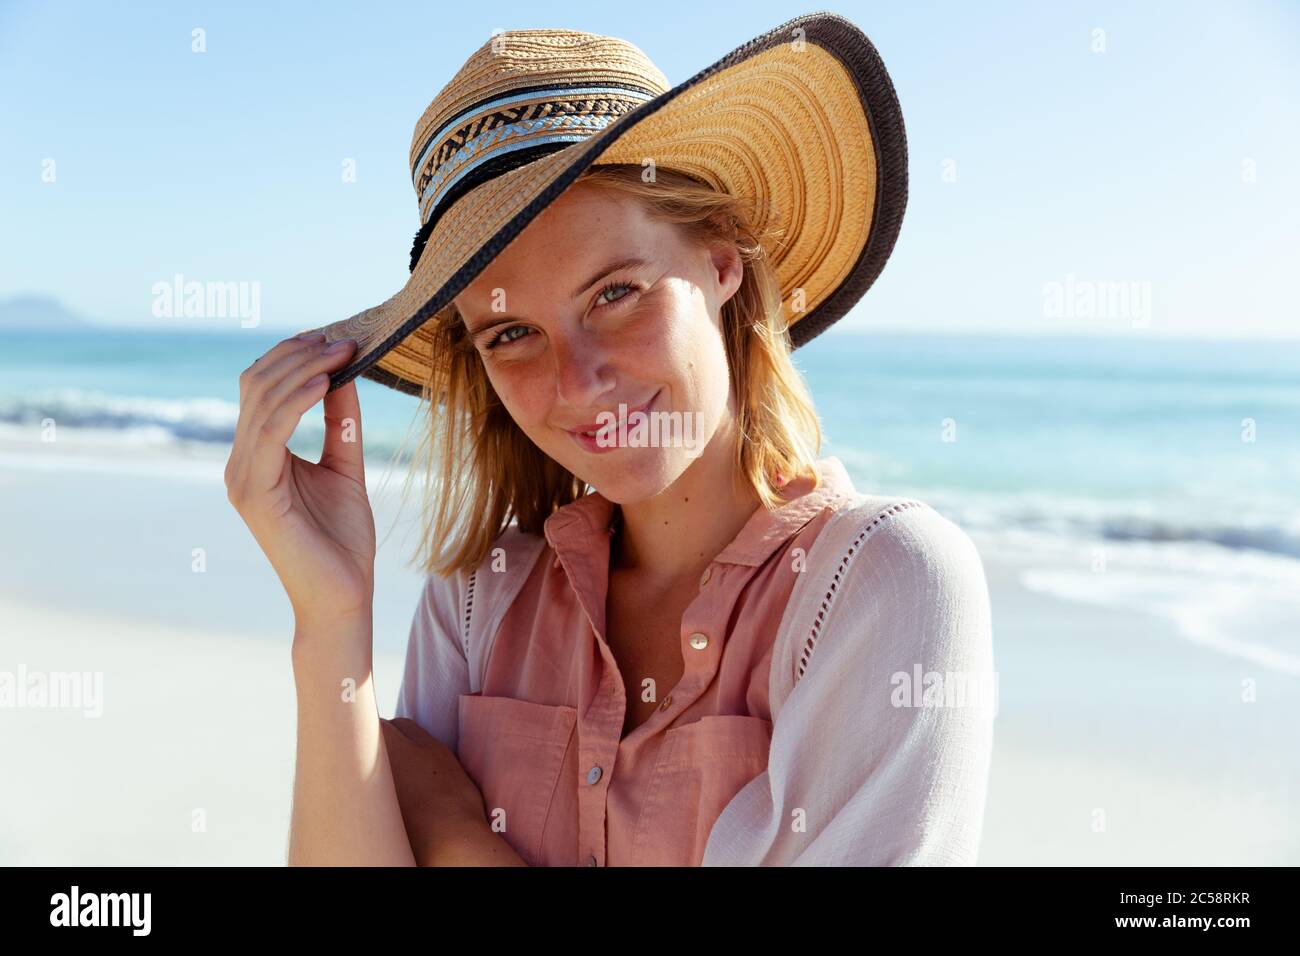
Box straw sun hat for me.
[302,10,907,397]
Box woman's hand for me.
[382,717,527,866]
[224,332,375,635]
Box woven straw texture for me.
[304,12,907,396]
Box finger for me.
[229,339,324,495]
[239,332,326,404]
[247,339,356,450]
[244,361,343,493]
[234,334,330,442]
[242,336,337,418]
[257,338,357,419]
[319,379,365,484]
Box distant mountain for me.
[0,295,94,329]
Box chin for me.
[568,447,687,503]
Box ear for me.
[708,241,745,309]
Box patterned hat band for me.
[299,15,910,399]
[408,82,662,273]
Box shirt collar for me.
[542,455,856,569]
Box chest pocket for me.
[456,693,578,866]
[631,713,774,865]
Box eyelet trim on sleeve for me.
[796,499,927,682]
[463,567,477,657]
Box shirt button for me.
[659,694,673,711]
[699,566,712,586]
[688,632,709,651]
[586,766,602,785]
[585,855,598,866]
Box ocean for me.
[2,327,1297,674]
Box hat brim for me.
[310,11,907,397]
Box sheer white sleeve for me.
[392,571,470,752]
[702,500,996,866]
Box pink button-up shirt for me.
[453,458,858,866]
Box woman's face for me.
[452,182,744,502]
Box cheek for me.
[667,302,731,412]
[486,366,548,432]
[650,287,725,372]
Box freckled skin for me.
[453,182,743,505]
[455,182,759,738]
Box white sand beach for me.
[1,430,1296,865]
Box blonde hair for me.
[392,163,823,578]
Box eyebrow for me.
[463,256,651,339]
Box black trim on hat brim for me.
[332,11,908,397]
[408,140,571,273]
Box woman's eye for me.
[483,281,639,351]
[595,280,638,308]
[485,325,531,350]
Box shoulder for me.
[817,493,986,593]
[420,523,548,593]
[857,494,981,569]
[409,566,467,659]
[800,494,991,675]
[481,522,549,575]
[412,524,548,645]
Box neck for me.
[609,420,762,585]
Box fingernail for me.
[297,331,327,341]
[325,338,356,353]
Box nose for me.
[551,326,615,413]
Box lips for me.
[565,389,660,437]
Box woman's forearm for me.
[425,815,530,866]
[287,618,416,866]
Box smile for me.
[566,389,661,453]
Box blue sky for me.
[2,0,1297,338]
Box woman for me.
[225,15,995,866]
